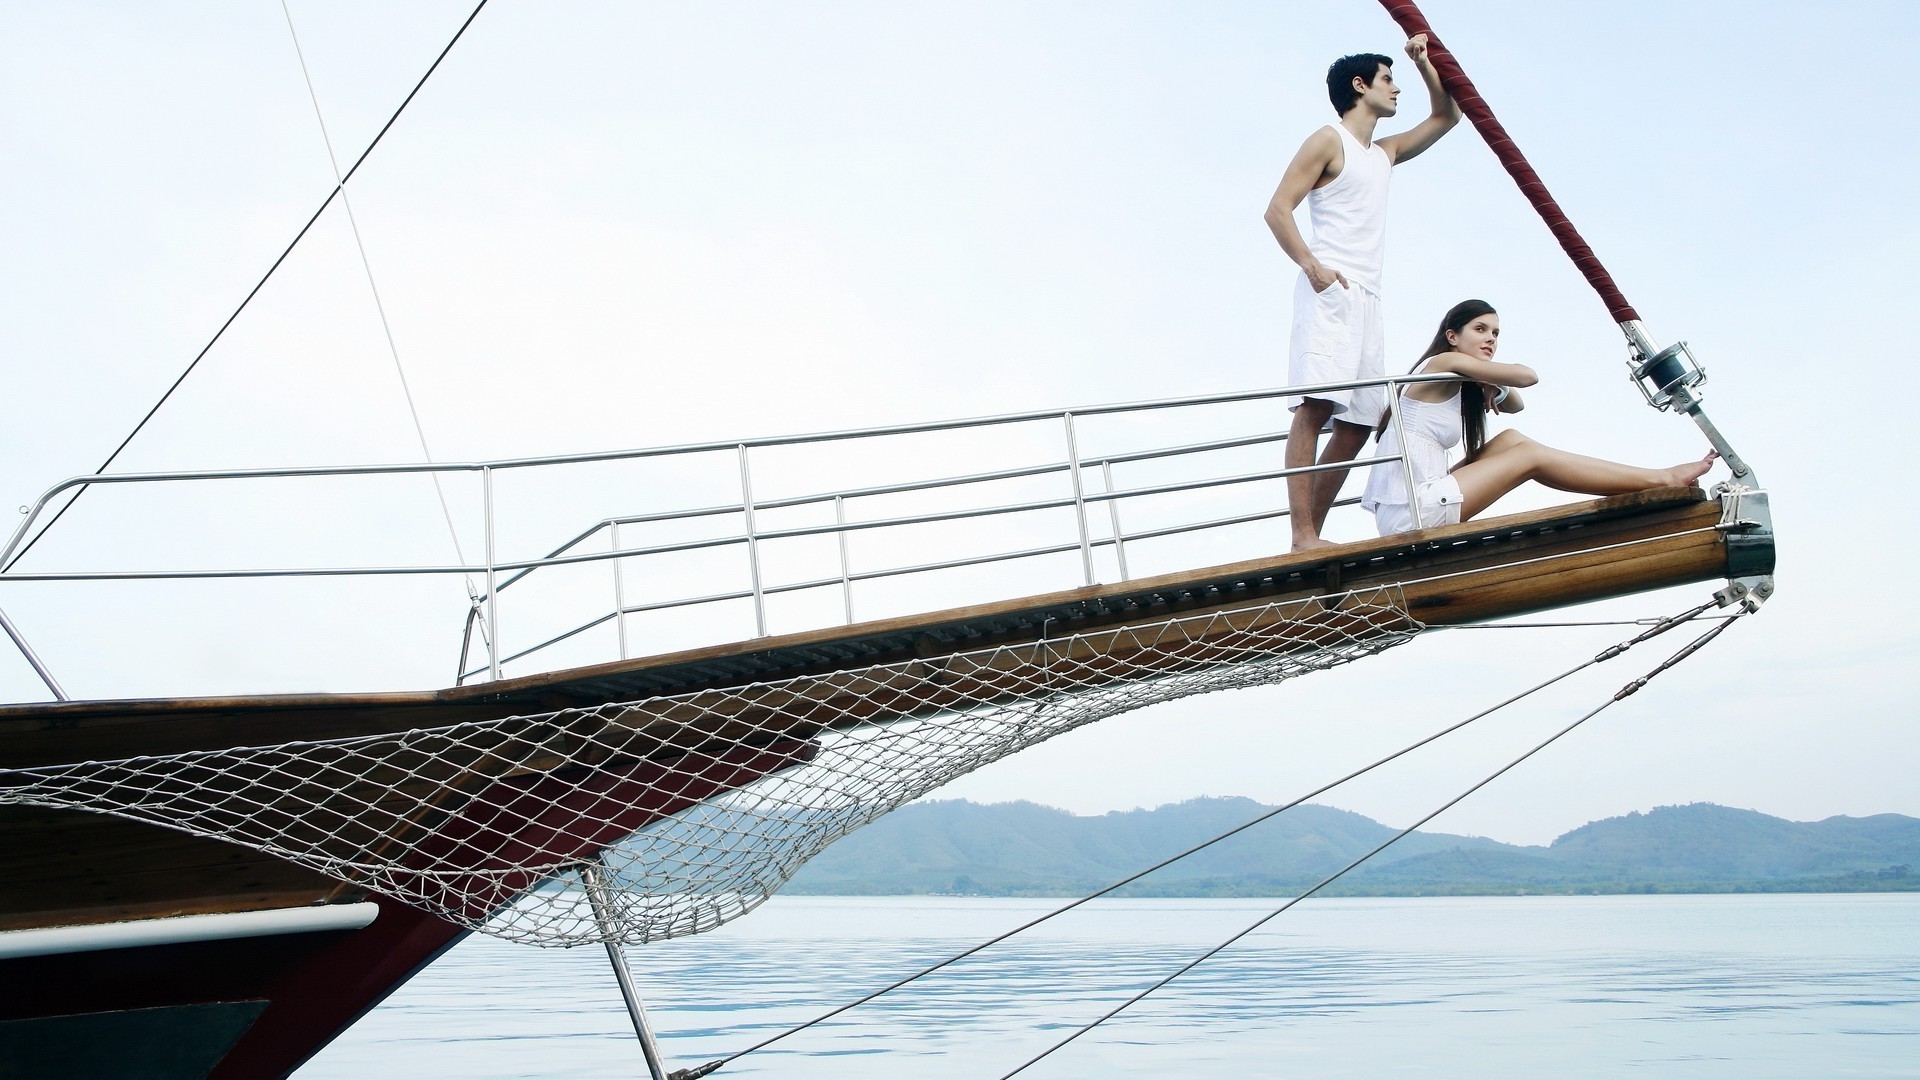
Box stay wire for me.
[665,598,1721,1080]
[1449,618,1669,629]
[3,0,493,575]
[998,608,1746,1079]
[278,0,485,612]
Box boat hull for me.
[0,896,460,1080]
[0,737,817,1079]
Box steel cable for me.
[3,0,494,573]
[666,599,1722,1080]
[1000,607,1745,1078]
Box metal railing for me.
[0,373,1460,701]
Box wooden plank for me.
[0,804,348,929]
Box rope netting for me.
[0,586,1421,947]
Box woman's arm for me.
[1484,385,1526,413]
[1438,352,1538,388]
[1405,352,1538,403]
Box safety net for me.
[0,585,1421,946]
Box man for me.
[1267,36,1459,550]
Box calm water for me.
[298,894,1920,1078]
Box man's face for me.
[1357,63,1399,117]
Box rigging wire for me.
[278,0,490,626]
[664,599,1723,1080]
[1449,618,1670,629]
[1,0,493,575]
[999,606,1747,1079]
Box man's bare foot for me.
[1666,449,1719,487]
[1291,536,1337,553]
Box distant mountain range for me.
[780,798,1920,897]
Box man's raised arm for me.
[1378,35,1459,165]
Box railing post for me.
[0,605,67,701]
[611,521,629,660]
[454,606,478,686]
[482,465,501,680]
[0,497,56,573]
[834,495,854,625]
[1100,460,1130,581]
[737,445,768,637]
[1385,377,1424,531]
[1062,413,1096,586]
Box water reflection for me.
[303,895,1920,1079]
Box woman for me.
[1360,299,1717,536]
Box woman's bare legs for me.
[1451,429,1717,520]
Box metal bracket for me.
[1620,321,1759,490]
[1710,485,1774,612]
[1620,319,1773,614]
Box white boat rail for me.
[0,372,1462,701]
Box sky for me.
[1,1,1915,847]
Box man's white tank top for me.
[1306,123,1391,294]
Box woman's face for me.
[1448,311,1500,359]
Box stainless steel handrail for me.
[491,429,1295,597]
[4,373,1461,564]
[0,460,1365,585]
[2,373,1464,697]
[457,496,1355,681]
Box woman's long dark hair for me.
[1380,299,1494,464]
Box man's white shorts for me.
[1370,475,1464,536]
[1287,273,1386,427]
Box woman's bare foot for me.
[1665,450,1719,487]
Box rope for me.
[664,599,1720,1080]
[2,0,494,574]
[1375,0,1639,324]
[1000,606,1744,1078]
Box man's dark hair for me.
[1327,53,1393,115]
